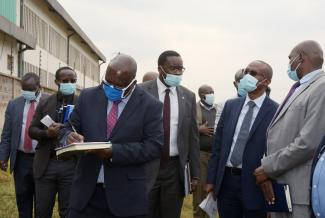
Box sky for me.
[58,0,325,103]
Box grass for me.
[0,170,194,218]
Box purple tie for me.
[274,81,300,120]
[107,101,120,138]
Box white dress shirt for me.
[156,78,179,156]
[226,93,266,168]
[295,69,322,93]
[18,93,42,153]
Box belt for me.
[225,166,242,176]
[17,150,35,157]
[169,155,179,160]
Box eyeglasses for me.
[163,65,186,74]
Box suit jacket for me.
[59,85,163,216]
[0,94,48,173]
[262,72,325,205]
[29,93,78,179]
[207,96,278,210]
[139,79,200,191]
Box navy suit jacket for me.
[60,85,163,217]
[207,96,278,210]
[0,94,48,173]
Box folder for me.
[265,182,292,213]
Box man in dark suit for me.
[29,67,78,218]
[0,73,47,218]
[206,60,279,218]
[61,54,163,218]
[140,50,200,218]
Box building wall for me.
[23,0,101,89]
[0,31,19,77]
[0,0,17,24]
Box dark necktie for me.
[107,101,120,138]
[161,89,170,168]
[273,81,300,120]
[24,101,36,152]
[230,101,256,166]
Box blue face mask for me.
[103,79,136,102]
[204,94,215,106]
[287,56,301,81]
[59,83,76,95]
[161,67,182,87]
[21,90,38,101]
[237,74,258,97]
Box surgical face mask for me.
[21,90,38,101]
[161,67,182,87]
[59,83,76,95]
[204,94,215,106]
[287,56,301,81]
[103,79,136,102]
[237,74,258,97]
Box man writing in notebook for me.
[61,54,163,218]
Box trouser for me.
[13,151,36,218]
[192,151,211,218]
[148,157,184,218]
[69,185,146,218]
[218,168,266,218]
[35,159,76,218]
[270,204,311,218]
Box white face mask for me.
[21,90,38,101]
[204,94,215,106]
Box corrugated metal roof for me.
[44,0,106,62]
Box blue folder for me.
[265,182,292,213]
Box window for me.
[7,55,14,72]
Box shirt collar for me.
[199,101,215,110]
[156,78,177,96]
[27,92,42,103]
[244,92,266,109]
[300,68,322,85]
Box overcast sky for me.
[58,0,325,102]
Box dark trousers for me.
[13,151,36,218]
[218,168,266,218]
[69,186,146,218]
[148,157,184,218]
[35,159,76,218]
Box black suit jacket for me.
[59,85,163,216]
[29,93,78,179]
[207,96,278,210]
[139,79,200,192]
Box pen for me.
[68,119,77,134]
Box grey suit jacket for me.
[262,71,325,205]
[0,94,49,173]
[139,79,200,193]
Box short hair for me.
[158,50,181,66]
[55,66,75,80]
[22,72,40,85]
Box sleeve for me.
[207,100,227,184]
[189,94,200,179]
[262,88,325,178]
[0,101,13,161]
[111,100,163,165]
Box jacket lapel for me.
[227,98,245,145]
[247,97,272,140]
[176,86,186,138]
[94,86,109,140]
[110,86,143,138]
[270,73,322,128]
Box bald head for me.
[290,40,323,69]
[254,60,273,80]
[142,71,158,82]
[105,54,137,87]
